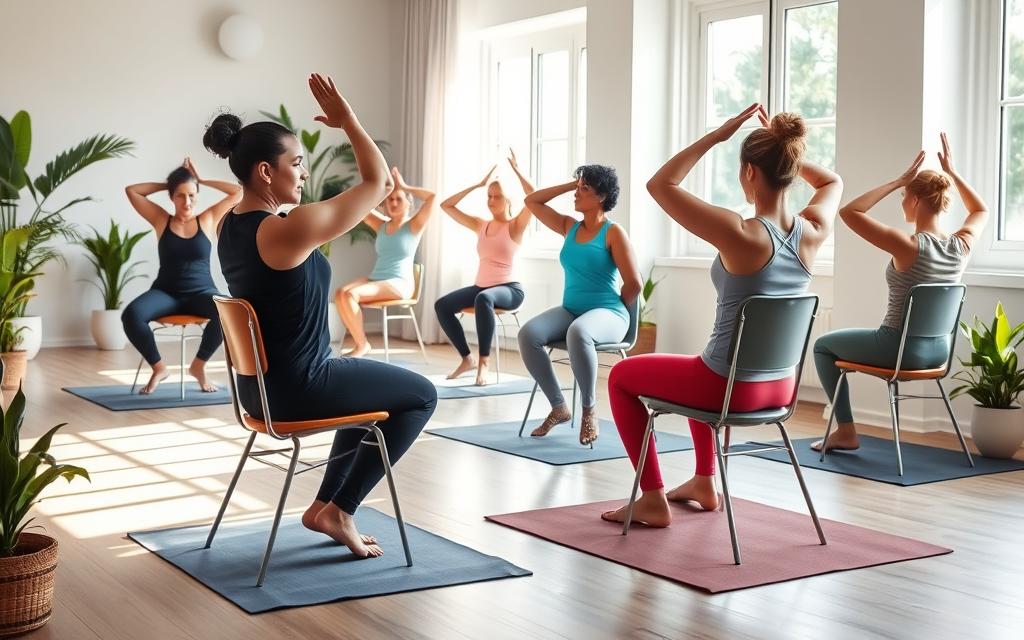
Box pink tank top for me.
[475,220,520,287]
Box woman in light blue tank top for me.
[603,105,843,528]
[811,134,989,453]
[518,164,643,446]
[335,166,436,358]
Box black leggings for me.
[239,358,437,514]
[121,288,223,365]
[434,283,525,357]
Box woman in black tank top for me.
[207,73,436,559]
[123,158,241,394]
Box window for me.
[488,23,587,250]
[1000,0,1024,242]
[679,0,838,260]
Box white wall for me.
[2,0,400,346]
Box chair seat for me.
[640,396,789,426]
[363,299,418,308]
[548,341,630,352]
[835,360,946,381]
[156,314,209,326]
[460,307,519,315]
[242,411,390,436]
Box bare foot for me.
[313,505,383,557]
[666,475,720,511]
[810,424,861,452]
[188,359,218,392]
[530,405,572,437]
[302,502,377,544]
[579,408,599,446]
[447,355,476,380]
[346,342,372,358]
[139,362,169,395]
[475,358,490,386]
[601,490,672,528]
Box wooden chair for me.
[205,296,412,587]
[130,314,208,400]
[361,264,428,363]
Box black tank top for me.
[152,219,216,295]
[217,211,332,391]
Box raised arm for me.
[186,156,241,229]
[440,167,492,232]
[393,167,437,236]
[124,181,170,230]
[646,103,761,250]
[260,74,392,268]
[938,133,989,251]
[838,152,922,263]
[507,149,536,241]
[523,181,577,236]
[607,224,642,305]
[795,160,843,247]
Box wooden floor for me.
[15,341,1024,640]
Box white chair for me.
[457,305,522,383]
[361,264,428,364]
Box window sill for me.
[654,256,835,277]
[962,269,1024,289]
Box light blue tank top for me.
[701,217,812,381]
[369,222,418,282]
[559,220,627,321]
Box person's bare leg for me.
[140,360,170,394]
[448,354,476,379]
[342,281,405,358]
[474,355,491,386]
[666,474,720,511]
[601,489,672,527]
[301,500,377,544]
[188,357,218,392]
[311,503,383,557]
[335,288,371,356]
[810,422,861,452]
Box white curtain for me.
[397,0,459,343]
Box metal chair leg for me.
[408,306,428,364]
[777,422,827,545]
[495,315,506,384]
[936,379,974,467]
[887,382,905,477]
[622,411,656,536]
[371,425,413,567]
[381,307,390,363]
[205,431,257,548]
[130,356,144,394]
[713,425,742,565]
[519,382,540,437]
[256,437,302,587]
[179,326,187,401]
[819,371,848,463]
[570,381,578,430]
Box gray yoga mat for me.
[733,435,1024,486]
[63,383,231,411]
[128,509,530,613]
[427,420,694,465]
[428,374,571,399]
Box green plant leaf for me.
[9,111,31,172]
[33,134,135,198]
[301,129,320,155]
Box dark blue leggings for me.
[121,288,223,365]
[434,283,525,357]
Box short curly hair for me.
[574,164,619,212]
[166,166,197,195]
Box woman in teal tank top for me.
[334,166,436,358]
[518,165,642,446]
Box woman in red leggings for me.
[601,104,842,527]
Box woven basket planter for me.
[0,533,59,637]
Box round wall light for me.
[218,14,264,61]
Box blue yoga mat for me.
[128,509,530,613]
[62,384,231,411]
[427,420,694,465]
[733,435,1024,486]
[429,374,571,400]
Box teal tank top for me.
[369,222,418,281]
[559,220,627,320]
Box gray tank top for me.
[701,217,812,381]
[881,233,968,329]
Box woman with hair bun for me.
[602,104,843,527]
[208,73,436,558]
[811,133,989,452]
[122,157,241,394]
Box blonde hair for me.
[906,170,951,213]
[488,180,512,215]
[740,112,807,189]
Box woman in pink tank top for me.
[435,150,535,385]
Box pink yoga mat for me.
[486,498,951,593]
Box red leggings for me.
[608,353,796,491]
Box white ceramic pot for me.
[11,316,42,360]
[90,309,128,351]
[328,302,346,344]
[970,405,1024,459]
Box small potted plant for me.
[0,227,38,390]
[0,384,89,636]
[627,266,665,356]
[77,221,149,350]
[951,302,1024,458]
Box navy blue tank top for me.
[152,219,216,295]
[217,211,333,396]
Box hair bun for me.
[203,112,244,159]
[907,169,952,212]
[769,112,806,143]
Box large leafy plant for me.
[0,227,39,352]
[0,110,135,315]
[77,221,149,310]
[951,303,1024,409]
[639,266,666,326]
[0,384,89,556]
[260,104,385,250]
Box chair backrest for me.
[213,296,268,376]
[621,296,641,349]
[902,283,966,339]
[729,294,819,383]
[410,263,423,302]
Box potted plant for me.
[77,221,149,350]
[951,302,1024,459]
[0,384,89,636]
[0,110,135,359]
[0,227,38,390]
[627,267,665,356]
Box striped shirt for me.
[881,232,968,329]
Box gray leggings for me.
[518,306,629,410]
